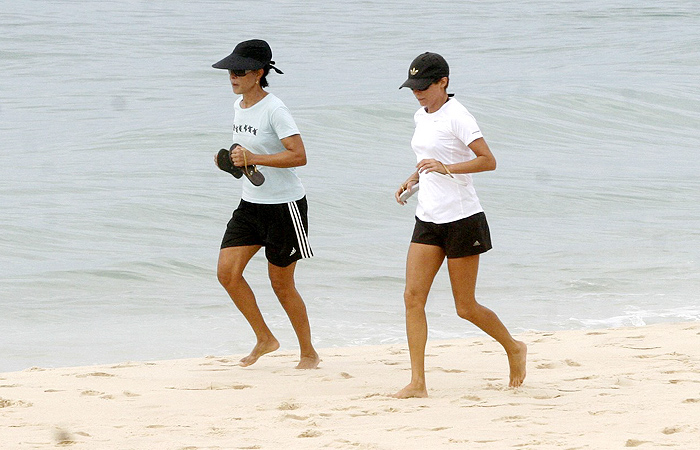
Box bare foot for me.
[391,382,428,399]
[295,352,320,369]
[508,340,527,387]
[239,338,280,367]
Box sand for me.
[1,321,699,449]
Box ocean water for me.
[1,0,698,373]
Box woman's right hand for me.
[395,179,418,205]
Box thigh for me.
[404,243,446,303]
[218,245,261,278]
[446,254,480,306]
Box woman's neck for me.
[425,94,449,114]
[241,88,268,109]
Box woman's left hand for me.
[417,158,448,175]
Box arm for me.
[416,137,496,176]
[230,134,307,168]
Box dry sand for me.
[1,322,699,449]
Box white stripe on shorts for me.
[287,201,313,259]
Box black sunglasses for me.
[228,69,253,77]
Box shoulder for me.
[446,98,469,115]
[262,93,286,109]
[447,99,478,123]
[261,94,295,120]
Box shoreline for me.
[2,321,699,449]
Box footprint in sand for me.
[535,361,561,369]
[278,401,300,410]
[493,415,526,423]
[0,397,32,407]
[433,367,466,373]
[283,413,310,421]
[76,372,116,378]
[80,390,104,397]
[298,430,321,438]
[54,429,75,445]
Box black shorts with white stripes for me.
[221,197,313,267]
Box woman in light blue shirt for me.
[213,39,318,370]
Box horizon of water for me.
[1,0,698,373]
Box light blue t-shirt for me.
[232,93,305,204]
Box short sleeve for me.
[451,109,483,146]
[270,104,300,140]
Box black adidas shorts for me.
[221,197,313,267]
[411,212,492,258]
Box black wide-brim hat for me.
[212,39,273,71]
[399,52,449,90]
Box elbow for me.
[486,155,497,171]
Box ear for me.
[254,68,264,84]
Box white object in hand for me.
[399,183,419,202]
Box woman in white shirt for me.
[393,52,527,398]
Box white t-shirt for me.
[411,98,485,224]
[232,93,306,204]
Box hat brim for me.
[399,77,433,91]
[212,53,266,71]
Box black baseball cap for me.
[212,39,282,73]
[399,52,449,90]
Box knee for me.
[217,266,241,290]
[403,288,427,312]
[217,266,229,287]
[269,277,296,301]
[455,302,478,322]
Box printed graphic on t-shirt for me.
[233,124,257,136]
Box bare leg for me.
[218,246,280,367]
[392,243,445,398]
[447,255,527,387]
[268,261,319,369]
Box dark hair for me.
[260,66,271,88]
[433,76,449,89]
